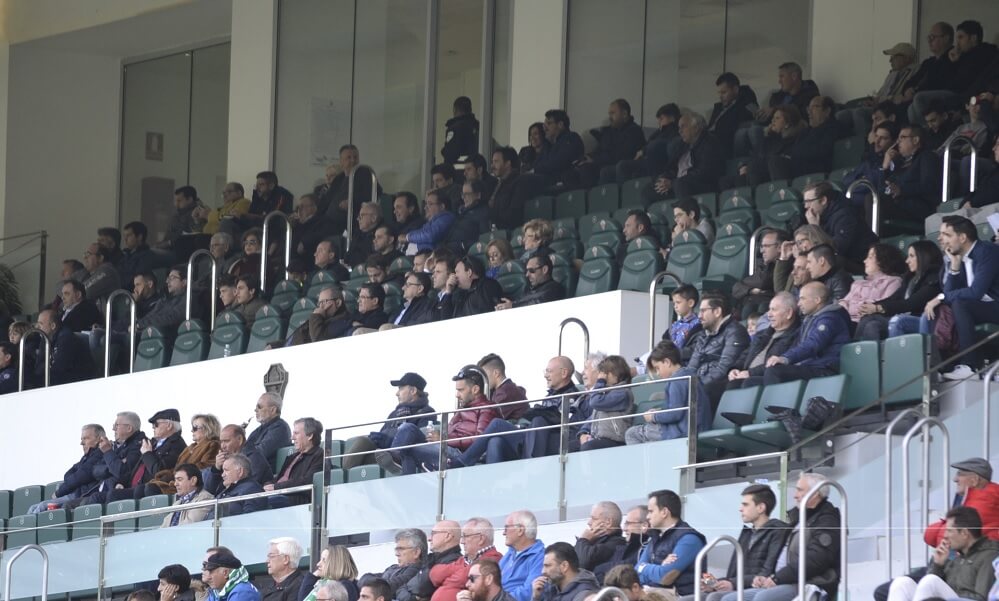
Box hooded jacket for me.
[926,536,999,601]
[772,500,841,596]
[781,303,852,370]
[537,570,600,601]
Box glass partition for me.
[217,505,314,565]
[443,455,561,522]
[0,538,99,598]
[189,44,233,208]
[104,521,215,588]
[327,471,438,537]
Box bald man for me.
[523,357,580,459]
[397,520,463,601]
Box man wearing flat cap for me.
[109,408,187,501]
[376,366,499,475]
[203,550,260,601]
[342,372,437,470]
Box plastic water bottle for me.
[223,343,231,358]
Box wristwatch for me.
[937,293,945,301]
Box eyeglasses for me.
[318,298,336,305]
[358,295,374,300]
[404,281,420,287]
[467,575,481,583]
[760,242,779,248]
[502,523,523,532]
[191,425,203,432]
[459,532,482,540]
[394,546,415,553]
[526,267,541,274]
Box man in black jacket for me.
[34,309,94,387]
[437,256,502,319]
[532,109,584,188]
[110,408,187,501]
[805,245,854,303]
[574,502,626,575]
[442,96,479,164]
[290,194,338,263]
[385,272,436,329]
[803,182,874,272]
[59,280,100,333]
[119,221,158,290]
[318,145,382,235]
[727,292,800,390]
[882,125,942,222]
[732,229,786,317]
[709,73,755,160]
[446,181,491,255]
[398,520,463,601]
[203,424,273,494]
[687,293,750,411]
[788,96,843,178]
[489,147,528,231]
[496,253,565,310]
[645,113,723,203]
[574,98,645,187]
[263,417,324,508]
[261,538,306,601]
[615,103,681,183]
[351,283,389,333]
[29,423,106,512]
[73,411,145,506]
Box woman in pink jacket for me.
[839,243,906,337]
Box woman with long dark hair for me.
[855,240,942,340]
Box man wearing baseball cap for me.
[342,372,437,470]
[109,408,187,502]
[203,550,260,601]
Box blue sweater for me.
[500,539,545,601]
[653,367,713,439]
[407,211,456,251]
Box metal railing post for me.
[345,165,379,252]
[747,226,772,276]
[649,271,683,351]
[883,408,924,580]
[260,211,292,293]
[590,587,629,601]
[845,178,881,236]
[558,318,590,362]
[436,411,450,520]
[103,290,137,377]
[798,479,848,601]
[185,249,219,331]
[902,417,950,572]
[694,535,744,601]
[4,543,49,601]
[942,137,977,204]
[558,392,570,521]
[97,521,108,600]
[37,231,47,312]
[18,328,49,391]
[680,374,699,496]
[984,363,999,459]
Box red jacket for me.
[924,482,999,546]
[492,379,529,420]
[447,394,500,451]
[430,547,503,601]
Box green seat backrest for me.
[524,195,554,221]
[578,213,614,244]
[389,257,414,276]
[383,290,402,316]
[328,440,345,468]
[588,183,621,213]
[37,508,68,544]
[647,200,672,225]
[106,500,137,535]
[306,271,340,301]
[13,485,42,517]
[248,305,288,353]
[716,208,759,230]
[839,341,880,410]
[344,275,367,296]
[802,374,849,407]
[882,334,928,405]
[833,136,865,170]
[71,504,104,540]
[270,279,303,313]
[828,167,854,189]
[710,386,761,429]
[753,180,789,211]
[378,193,395,220]
[550,254,577,297]
[693,193,718,217]
[478,230,508,244]
[348,465,385,482]
[618,238,664,292]
[208,312,249,359]
[0,490,11,519]
[666,242,707,283]
[720,192,754,213]
[705,235,749,280]
[497,271,528,299]
[549,238,583,261]
[7,514,37,549]
[977,221,994,242]
[138,495,172,530]
[274,445,296,475]
[620,177,651,208]
[791,173,826,193]
[764,201,803,230]
[881,235,920,254]
[672,228,707,246]
[586,230,625,256]
[509,227,525,252]
[342,289,358,315]
[555,190,587,219]
[329,468,346,485]
[288,298,318,332]
[170,320,209,366]
[135,330,170,372]
[576,248,619,297]
[716,222,751,237]
[755,380,806,422]
[44,481,63,502]
[767,186,801,207]
[468,241,488,266]
[552,218,577,236]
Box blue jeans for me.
[28,492,78,514]
[888,314,923,338]
[392,423,460,474]
[457,419,523,466]
[720,585,799,601]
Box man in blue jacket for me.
[208,454,266,519]
[635,489,706,596]
[400,191,455,253]
[625,341,711,445]
[29,424,106,512]
[762,282,851,385]
[500,510,546,601]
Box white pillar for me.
[508,0,567,149]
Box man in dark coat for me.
[58,280,100,333]
[728,292,801,390]
[489,147,529,231]
[264,417,324,507]
[387,272,437,328]
[34,309,94,387]
[241,171,293,230]
[446,181,491,255]
[119,221,158,290]
[577,98,645,187]
[343,373,437,469]
[290,194,338,263]
[441,96,479,164]
[802,182,875,271]
[398,520,463,601]
[496,253,565,310]
[881,125,943,222]
[708,73,755,159]
[687,293,750,411]
[247,392,293,469]
[208,454,267,519]
[805,244,856,303]
[732,229,786,316]
[645,113,723,203]
[29,423,107,512]
[436,256,503,319]
[575,502,627,574]
[318,145,382,235]
[74,411,145,506]
[109,408,187,501]
[531,109,584,188]
[287,286,353,346]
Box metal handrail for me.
[902,417,950,572]
[462,366,491,406]
[649,271,684,350]
[942,136,978,204]
[845,178,881,236]
[18,328,49,391]
[883,408,924,580]
[0,230,47,243]
[798,479,848,601]
[984,362,999,459]
[185,249,219,331]
[0,230,47,314]
[260,211,292,292]
[558,318,590,363]
[694,535,744,601]
[345,165,379,252]
[103,290,137,377]
[747,225,774,276]
[4,544,48,601]
[591,587,629,601]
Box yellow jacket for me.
[203,197,251,234]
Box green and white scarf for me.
[217,566,251,600]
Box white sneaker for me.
[942,364,975,380]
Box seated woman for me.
[299,545,360,601]
[577,355,635,451]
[227,228,263,278]
[518,122,548,173]
[841,243,906,339]
[485,239,514,279]
[857,240,942,340]
[520,218,553,262]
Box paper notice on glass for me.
[988,213,999,235]
[310,97,349,167]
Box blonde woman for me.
[146,414,221,495]
[299,545,360,601]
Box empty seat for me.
[134,326,171,372]
[247,305,288,353]
[329,468,346,485]
[693,192,718,217]
[71,504,103,540]
[588,183,620,213]
[666,241,708,284]
[208,312,249,359]
[620,177,651,208]
[578,213,614,244]
[576,246,619,297]
[138,495,172,530]
[716,208,759,230]
[328,439,345,468]
[288,298,318,332]
[274,445,296,475]
[802,374,849,406]
[477,230,508,244]
[647,200,673,226]
[106,499,138,535]
[839,341,880,410]
[36,507,68,544]
[12,485,42,517]
[348,465,386,482]
[170,320,209,366]
[737,380,809,449]
[389,256,413,276]
[763,201,804,230]
[6,514,37,548]
[270,279,304,311]
[549,238,583,261]
[552,218,578,236]
[832,136,865,170]
[881,235,920,254]
[701,235,749,287]
[753,180,789,211]
[716,222,751,237]
[551,254,578,297]
[697,386,762,457]
[766,186,802,207]
[524,195,554,221]
[586,228,625,256]
[0,490,11,519]
[720,191,755,214]
[882,334,928,405]
[618,237,665,292]
[827,167,854,189]
[554,190,587,219]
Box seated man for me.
[261,537,306,601]
[384,272,436,329]
[359,530,427,597]
[313,239,351,281]
[446,180,491,255]
[136,265,193,336]
[119,221,158,288]
[201,182,251,236]
[802,182,873,272]
[246,392,292,468]
[635,489,705,597]
[83,242,122,309]
[242,171,293,229]
[290,194,337,264]
[574,502,626,575]
[495,253,565,311]
[431,163,464,209]
[625,341,711,445]
[708,73,755,160]
[157,185,206,255]
[436,256,503,319]
[34,309,95,386]
[399,191,456,253]
[393,192,426,238]
[577,98,645,187]
[500,510,546,601]
[805,244,854,302]
[73,412,144,506]
[376,366,499,475]
[843,121,899,213]
[488,147,528,231]
[350,283,388,333]
[522,356,579,459]
[207,454,266,519]
[59,280,100,333]
[457,559,510,601]
[645,113,723,204]
[688,485,787,601]
[530,543,599,601]
[398,520,462,601]
[728,293,801,389]
[616,210,662,268]
[202,549,261,601]
[203,424,272,494]
[29,423,106,512]
[686,293,750,411]
[344,202,383,267]
[666,285,702,362]
[786,96,842,177]
[531,109,584,188]
[232,274,266,326]
[437,520,504,601]
[318,144,381,235]
[923,216,999,379]
[760,282,850,385]
[592,507,650,583]
[372,224,404,265]
[881,125,942,221]
[287,286,352,346]
[732,229,786,317]
[0,343,14,395]
[161,463,214,526]
[109,408,187,501]
[262,418,324,508]
[450,354,530,467]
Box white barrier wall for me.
[3,290,671,490]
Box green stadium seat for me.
[497,263,529,299]
[720,186,752,209]
[647,211,671,242]
[389,257,414,276]
[549,238,583,261]
[693,193,718,217]
[839,341,880,410]
[288,298,318,332]
[647,200,672,225]
[524,195,554,221]
[802,374,849,406]
[552,218,578,236]
[977,220,995,242]
[271,279,304,311]
[0,490,12,519]
[936,197,963,214]
[13,485,42,517]
[832,136,866,170]
[306,271,339,301]
[37,508,68,544]
[106,500,137,535]
[666,241,708,284]
[478,230,508,244]
[328,439,345,468]
[247,305,287,353]
[827,167,854,189]
[71,504,103,540]
[766,186,802,208]
[135,326,170,372]
[791,173,827,193]
[329,468,346,485]
[588,183,620,213]
[753,180,789,211]
[735,380,807,450]
[612,207,634,226]
[467,241,487,266]
[170,320,209,366]
[138,495,172,530]
[697,386,762,457]
[763,201,804,230]
[882,334,928,405]
[716,208,759,230]
[881,235,919,254]
[578,213,614,244]
[208,312,249,359]
[586,229,625,256]
[348,465,386,482]
[275,445,296,475]
[378,193,395,220]
[551,254,578,297]
[343,288,358,315]
[618,237,665,292]
[554,189,587,219]
[716,222,752,237]
[720,191,754,214]
[7,514,37,548]
[383,288,402,317]
[44,481,63,502]
[621,177,651,208]
[701,235,749,287]
[575,246,619,297]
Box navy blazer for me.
[55,447,104,498]
[942,241,999,304]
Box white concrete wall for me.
[1,0,195,44]
[508,0,565,151]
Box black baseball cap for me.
[390,373,427,391]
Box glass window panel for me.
[490,0,514,148]
[434,0,483,162]
[274,0,355,198]
[189,43,231,210]
[352,0,429,194]
[917,0,999,57]
[327,473,439,537]
[104,521,216,588]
